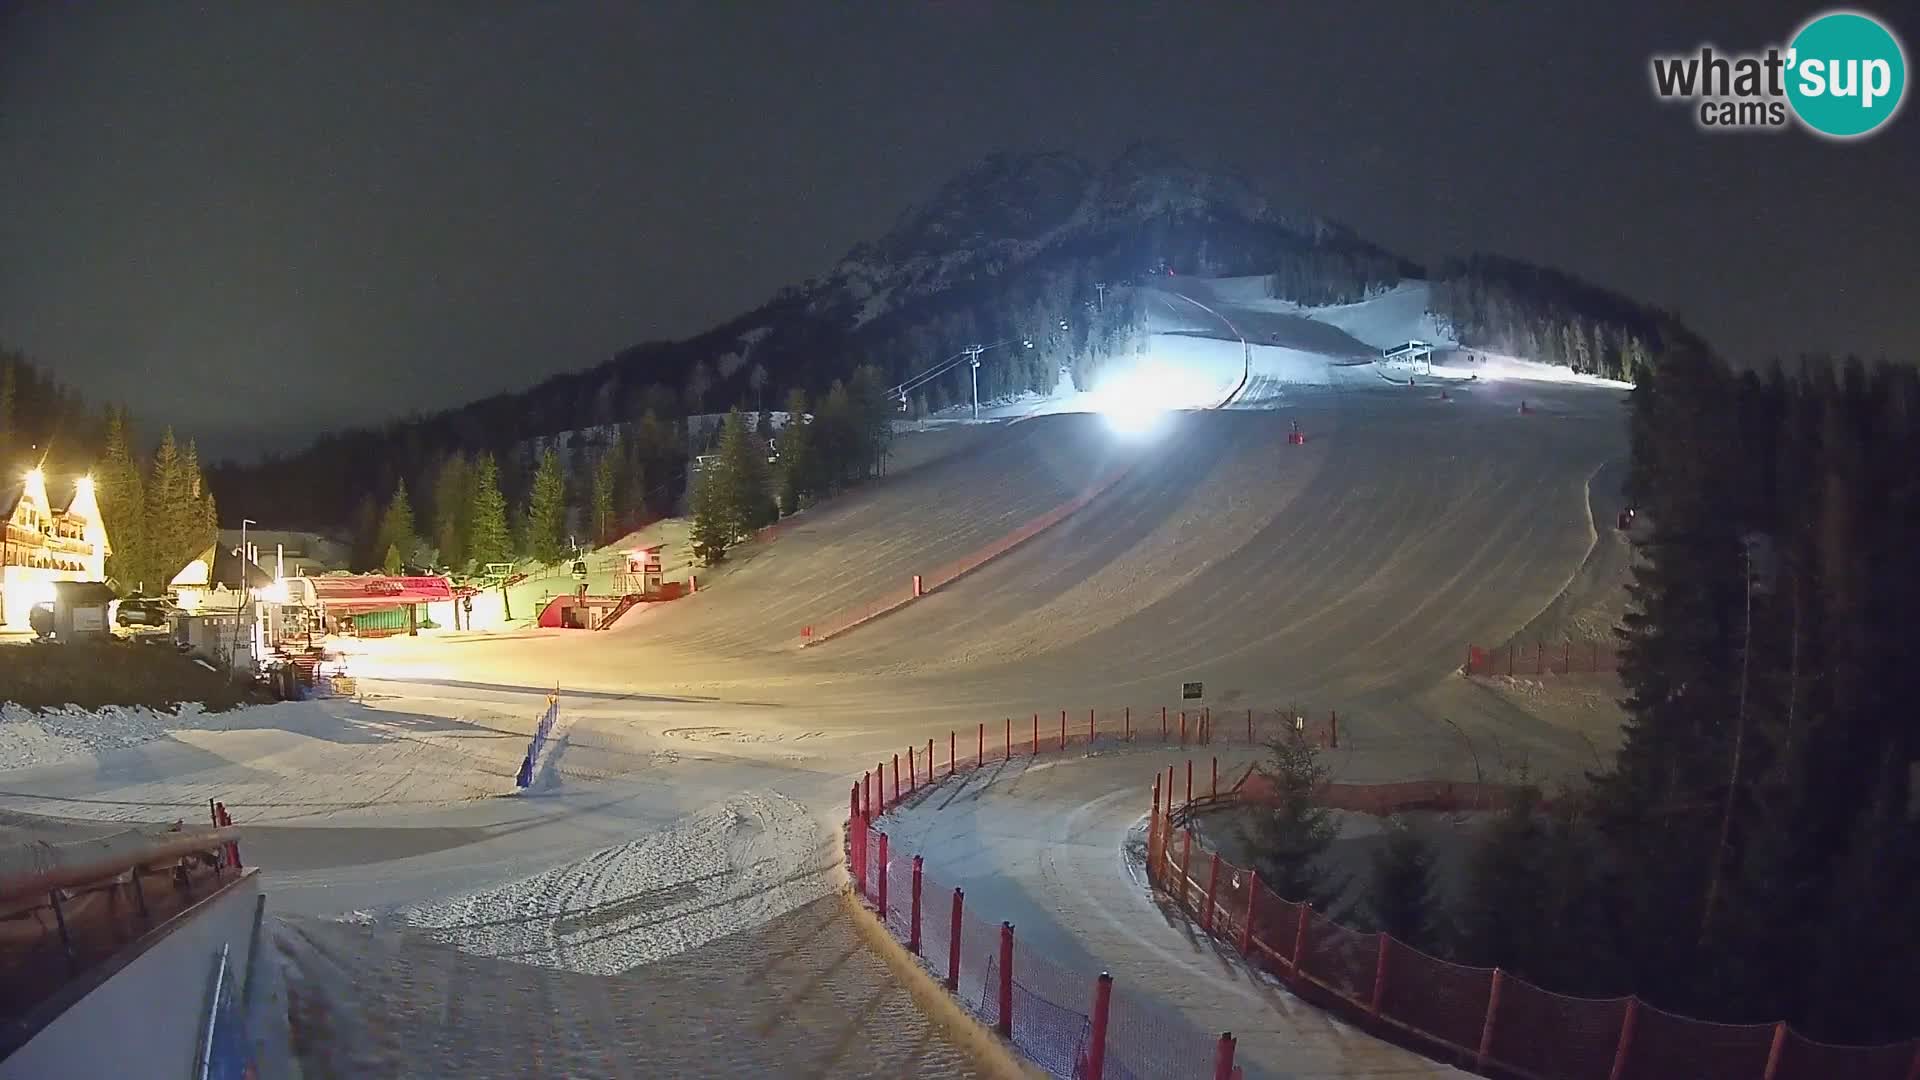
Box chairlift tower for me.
[966,345,985,421]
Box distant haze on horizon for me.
[2,2,1914,460]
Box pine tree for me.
[145,428,192,586]
[1364,816,1445,954]
[98,407,148,591]
[778,390,811,514]
[688,465,730,566]
[716,408,769,537]
[524,448,568,564]
[431,453,471,572]
[375,479,416,572]
[591,439,620,544]
[1238,734,1341,908]
[467,454,511,567]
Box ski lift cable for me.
[887,337,1033,401]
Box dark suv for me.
[116,596,174,628]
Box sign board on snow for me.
[1180,681,1203,701]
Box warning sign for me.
[1180,681,1204,701]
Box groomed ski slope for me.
[0,276,1631,1077]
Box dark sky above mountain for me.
[3,2,1914,458]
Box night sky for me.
[3,2,1914,459]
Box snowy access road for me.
[878,750,1465,1079]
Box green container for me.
[351,607,411,634]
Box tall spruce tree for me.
[375,479,416,572]
[716,409,770,536]
[467,454,511,566]
[524,448,568,564]
[1239,734,1341,909]
[431,453,471,572]
[591,437,621,544]
[97,408,148,590]
[688,465,730,566]
[1363,817,1445,955]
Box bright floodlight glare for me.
[1094,371,1173,437]
[75,474,94,494]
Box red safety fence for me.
[803,465,1133,645]
[1142,770,1920,1080]
[1465,640,1620,677]
[844,716,1263,1078]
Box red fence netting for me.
[845,720,1920,1080]
[1619,1002,1774,1080]
[1465,641,1620,677]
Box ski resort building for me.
[0,469,109,630]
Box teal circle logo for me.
[1786,11,1907,138]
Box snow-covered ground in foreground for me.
[0,702,213,770]
[399,791,833,975]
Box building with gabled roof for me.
[0,468,109,629]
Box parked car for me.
[115,596,174,628]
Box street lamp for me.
[240,518,257,672]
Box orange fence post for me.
[1607,998,1640,1080]
[928,738,935,783]
[1186,759,1193,803]
[1149,778,1162,884]
[849,782,859,829]
[1203,853,1221,933]
[1179,830,1194,909]
[1240,876,1258,954]
[909,855,923,954]
[1330,709,1339,748]
[1005,717,1011,761]
[1291,903,1310,973]
[1161,705,1168,740]
[1086,972,1114,1080]
[893,753,901,803]
[1476,968,1506,1072]
[851,801,866,897]
[876,833,890,921]
[1180,710,1188,744]
[949,732,955,776]
[1761,1021,1787,1080]
[876,762,885,811]
[978,722,984,766]
[1089,707,1095,745]
[908,745,915,791]
[1212,1033,1236,1080]
[1167,765,1175,809]
[1032,714,1039,755]
[1247,708,1253,743]
[1370,934,1389,1016]
[1608,997,1639,1080]
[1211,756,1218,796]
[947,888,964,991]
[1060,709,1067,750]
[997,923,1015,1037]
[1124,706,1131,741]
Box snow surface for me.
[401,791,832,974]
[0,702,211,770]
